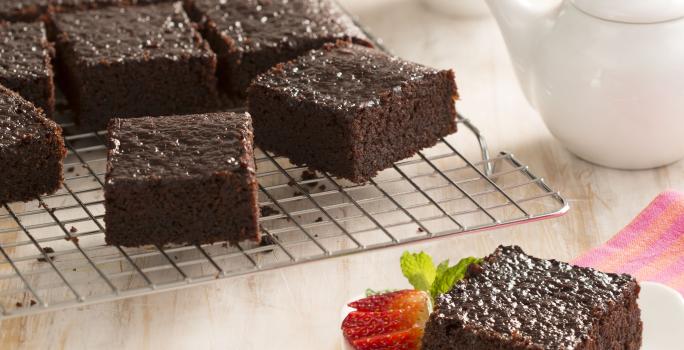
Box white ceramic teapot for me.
[485,0,684,169]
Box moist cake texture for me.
[0,84,65,203]
[52,2,219,130]
[0,1,176,23]
[422,245,642,350]
[104,112,260,247]
[186,0,371,97]
[248,41,458,182]
[0,22,55,117]
[49,0,174,11]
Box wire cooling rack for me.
[0,5,568,318]
[0,108,568,319]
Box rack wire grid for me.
[0,10,568,317]
[0,108,568,319]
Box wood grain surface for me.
[2,0,682,348]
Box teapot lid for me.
[572,0,684,23]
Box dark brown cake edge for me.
[50,4,220,131]
[184,1,374,98]
[0,86,66,204]
[247,65,458,183]
[103,116,260,247]
[584,280,642,350]
[421,255,643,350]
[0,21,56,118]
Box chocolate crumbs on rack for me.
[37,247,55,262]
[260,206,280,217]
[301,169,318,188]
[259,235,276,247]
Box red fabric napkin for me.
[572,190,684,295]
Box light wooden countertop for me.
[2,0,683,348]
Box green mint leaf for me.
[435,259,450,276]
[400,251,436,292]
[430,257,482,301]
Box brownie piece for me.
[247,42,458,183]
[0,0,179,23]
[104,112,260,247]
[422,246,642,350]
[49,0,174,12]
[0,22,55,117]
[186,0,372,97]
[0,1,47,22]
[0,84,65,203]
[52,2,219,131]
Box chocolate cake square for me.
[0,1,47,22]
[49,0,175,12]
[247,41,458,183]
[422,246,642,350]
[0,0,177,22]
[0,84,65,203]
[104,112,260,247]
[186,0,371,97]
[52,2,219,131]
[0,22,55,117]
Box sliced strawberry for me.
[348,290,428,312]
[342,305,427,330]
[342,311,415,340]
[350,326,424,350]
[343,290,430,350]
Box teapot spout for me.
[485,0,562,104]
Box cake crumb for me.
[37,247,55,262]
[314,217,323,223]
[260,206,280,217]
[15,302,22,307]
[301,169,318,188]
[259,235,276,247]
[69,226,78,233]
[30,300,36,306]
[417,227,425,233]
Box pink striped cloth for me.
[572,190,684,295]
